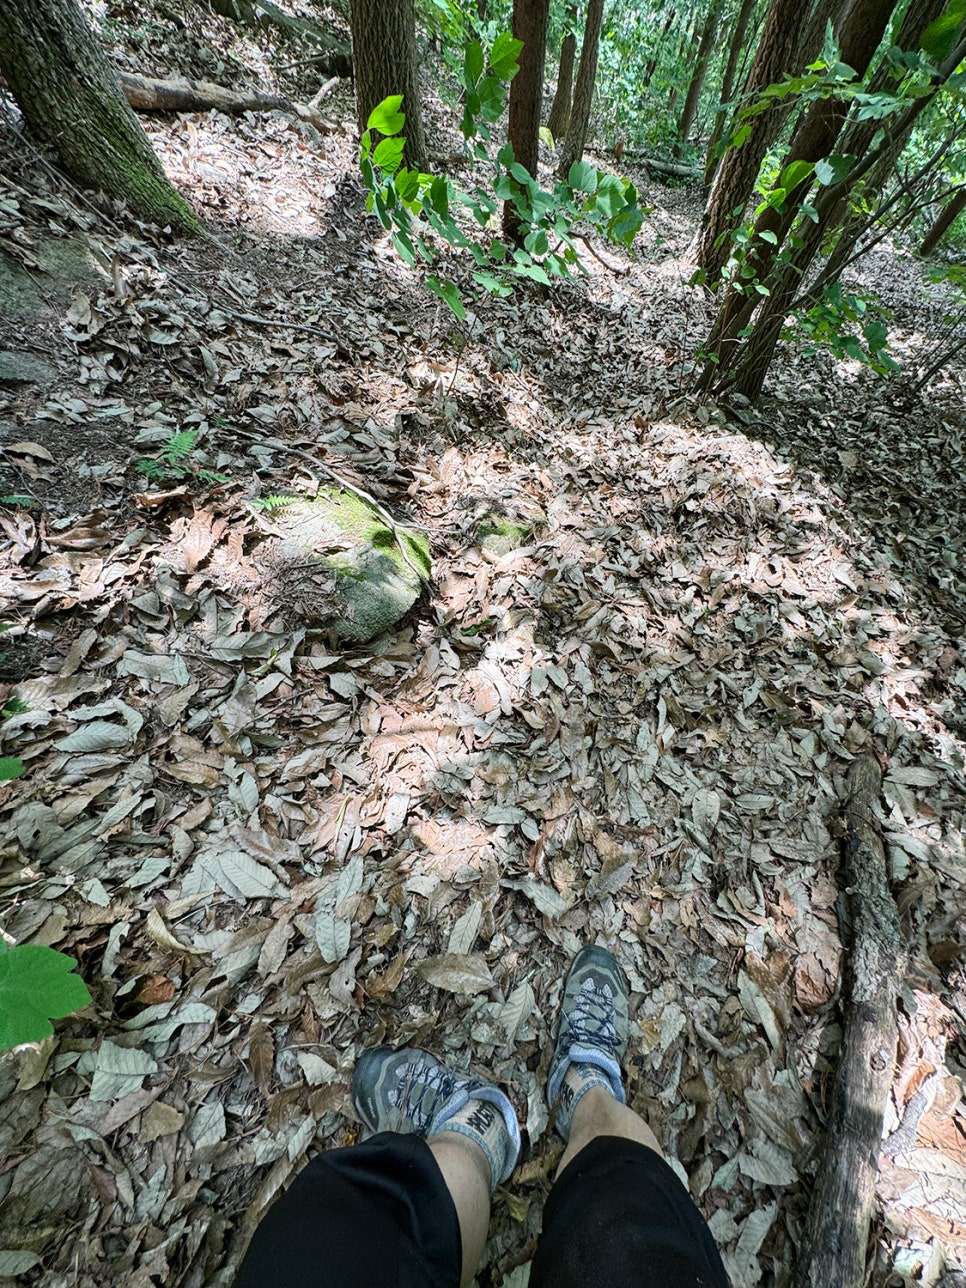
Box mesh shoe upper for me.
[547,945,629,1113]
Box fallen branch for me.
[117,72,337,134]
[793,751,906,1288]
[620,152,700,179]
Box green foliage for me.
[250,493,301,514]
[0,941,92,1051]
[921,0,966,62]
[135,428,229,487]
[793,283,900,373]
[0,757,24,782]
[0,494,38,508]
[358,32,648,322]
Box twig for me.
[574,233,629,276]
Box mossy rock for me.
[0,239,101,324]
[258,487,430,643]
[478,514,542,556]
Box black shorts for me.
[235,1132,729,1288]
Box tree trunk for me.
[701,0,898,393]
[556,0,605,180]
[793,754,904,1288]
[722,0,946,399]
[696,0,812,281]
[546,28,577,142]
[503,0,550,240]
[675,0,725,157]
[349,0,425,171]
[644,9,676,82]
[920,187,966,255]
[703,0,759,191]
[0,0,200,233]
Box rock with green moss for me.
[478,513,542,556]
[259,487,430,643]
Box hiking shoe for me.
[352,1046,521,1189]
[547,945,629,1139]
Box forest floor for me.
[1,5,965,1286]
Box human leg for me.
[530,947,729,1288]
[234,1046,519,1288]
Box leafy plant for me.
[135,428,229,487]
[359,32,648,320]
[0,940,92,1051]
[250,493,302,514]
[0,494,38,508]
[793,282,899,373]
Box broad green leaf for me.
[0,756,24,781]
[426,276,467,320]
[465,39,484,87]
[490,31,523,80]
[814,153,854,186]
[509,161,534,185]
[366,95,405,137]
[539,126,555,149]
[372,136,406,174]
[778,159,815,191]
[0,943,91,1051]
[568,160,598,193]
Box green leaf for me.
[539,126,555,150]
[372,136,406,174]
[426,276,467,320]
[0,943,91,1051]
[0,756,24,781]
[366,95,405,137]
[490,31,523,80]
[465,39,485,87]
[509,161,534,185]
[568,160,599,193]
[814,153,854,186]
[759,229,778,243]
[778,159,815,191]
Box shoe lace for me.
[390,1060,459,1133]
[564,979,620,1054]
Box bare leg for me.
[428,1134,492,1288]
[556,1085,663,1179]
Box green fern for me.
[251,493,301,515]
[160,428,198,463]
[134,428,228,488]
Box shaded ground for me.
[1,6,965,1286]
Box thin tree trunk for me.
[703,0,759,191]
[675,0,725,157]
[920,187,966,255]
[349,0,425,171]
[644,9,676,82]
[793,754,904,1288]
[546,26,577,142]
[557,0,605,179]
[696,0,812,281]
[723,0,946,399]
[0,0,200,232]
[701,0,898,392]
[503,0,550,239]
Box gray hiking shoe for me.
[547,945,629,1139]
[352,1046,521,1188]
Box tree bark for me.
[696,0,812,280]
[644,9,676,82]
[503,0,550,239]
[556,0,605,180]
[675,0,725,157]
[0,0,200,233]
[349,0,425,171]
[793,753,904,1288]
[920,187,966,255]
[546,28,577,142]
[703,0,759,191]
